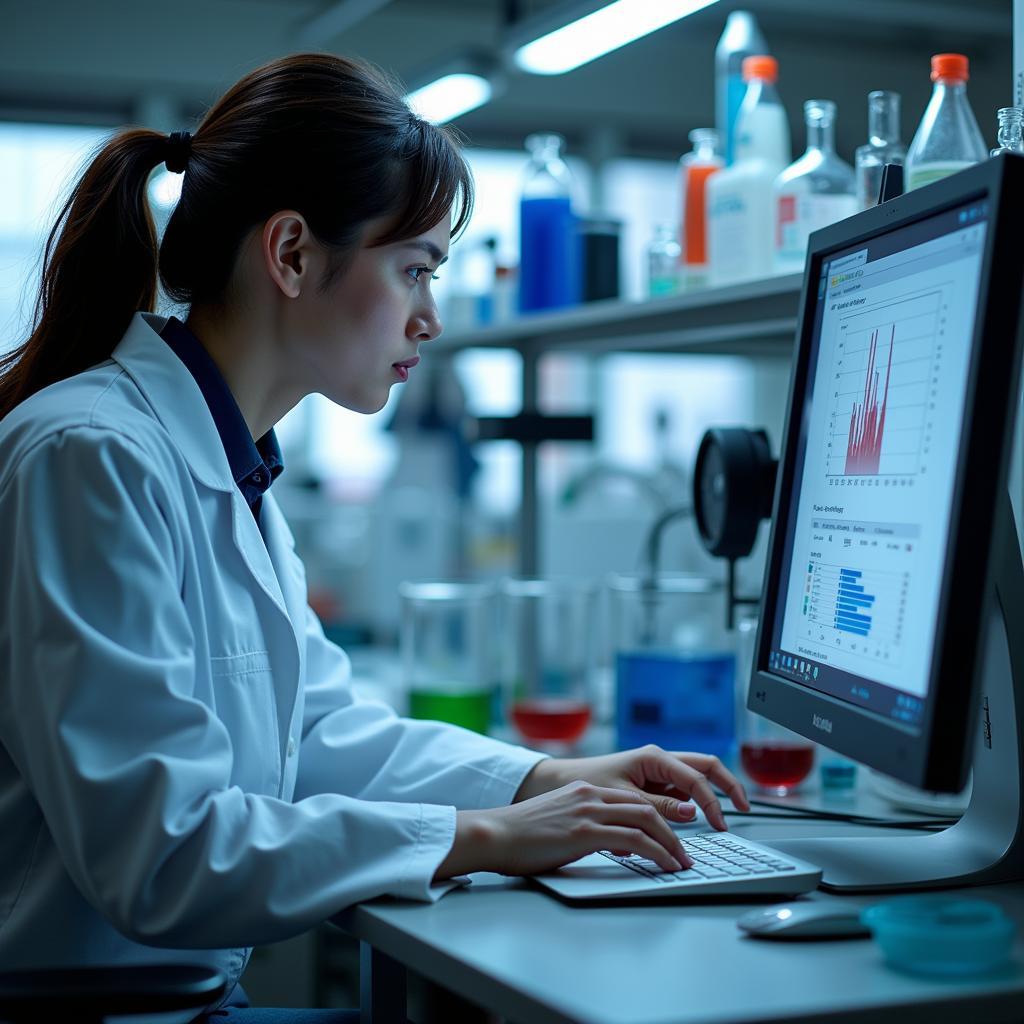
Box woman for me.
[0,53,748,1022]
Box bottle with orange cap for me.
[905,53,987,191]
[706,54,791,286]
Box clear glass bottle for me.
[518,133,580,313]
[905,53,987,191]
[855,91,906,209]
[715,10,769,166]
[773,100,857,274]
[647,225,681,297]
[990,106,1024,156]
[679,129,723,289]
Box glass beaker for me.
[399,581,497,735]
[609,573,735,759]
[500,577,597,750]
[734,615,815,795]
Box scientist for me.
[0,54,749,1022]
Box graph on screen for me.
[825,290,943,479]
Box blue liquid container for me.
[715,10,768,165]
[519,196,580,312]
[616,649,736,759]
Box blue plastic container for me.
[616,649,736,759]
[861,896,1016,975]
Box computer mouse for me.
[737,902,872,940]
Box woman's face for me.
[284,211,450,414]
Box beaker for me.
[399,581,497,735]
[499,577,597,750]
[735,615,815,795]
[609,573,735,758]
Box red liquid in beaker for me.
[511,698,591,743]
[740,741,815,791]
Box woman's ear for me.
[262,211,311,299]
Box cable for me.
[722,809,950,831]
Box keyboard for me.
[531,831,822,901]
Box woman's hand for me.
[514,746,750,831]
[434,780,695,881]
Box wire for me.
[713,791,959,830]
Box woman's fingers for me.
[588,798,693,868]
[672,752,751,812]
[599,826,690,873]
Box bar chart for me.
[801,559,909,664]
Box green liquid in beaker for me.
[409,686,493,734]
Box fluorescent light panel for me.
[514,0,721,75]
[406,73,493,123]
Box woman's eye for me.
[408,267,439,283]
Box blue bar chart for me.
[801,559,908,664]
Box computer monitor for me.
[752,155,1024,891]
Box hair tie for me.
[164,131,192,174]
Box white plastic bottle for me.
[905,53,987,190]
[706,55,791,287]
[773,100,857,275]
[715,11,768,166]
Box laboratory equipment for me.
[990,106,1024,156]
[750,155,1024,890]
[735,616,815,795]
[500,577,597,749]
[774,100,857,275]
[518,133,580,313]
[609,573,735,759]
[645,224,681,296]
[737,902,871,939]
[707,55,791,286]
[855,91,906,209]
[715,10,769,166]
[905,54,987,191]
[580,216,621,301]
[861,897,1016,974]
[399,580,497,734]
[679,128,723,289]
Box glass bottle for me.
[855,91,907,210]
[647,225,681,297]
[518,133,580,313]
[715,10,768,166]
[773,100,857,275]
[679,128,723,290]
[905,53,987,191]
[990,106,1024,156]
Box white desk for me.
[334,816,1024,1024]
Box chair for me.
[0,963,228,1023]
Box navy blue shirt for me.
[159,316,283,520]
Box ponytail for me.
[0,130,166,419]
[0,53,473,420]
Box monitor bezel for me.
[751,156,1024,793]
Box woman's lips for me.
[392,356,420,382]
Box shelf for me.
[435,273,804,357]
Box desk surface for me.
[336,817,1024,1024]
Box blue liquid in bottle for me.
[519,197,579,312]
[518,134,581,314]
[615,649,736,760]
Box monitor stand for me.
[769,492,1024,892]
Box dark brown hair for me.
[0,53,473,419]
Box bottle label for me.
[776,193,858,262]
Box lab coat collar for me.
[111,312,238,494]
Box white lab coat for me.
[0,312,545,1013]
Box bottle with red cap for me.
[905,53,987,191]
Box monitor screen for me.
[764,197,989,732]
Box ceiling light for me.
[513,0,721,76]
[406,73,493,123]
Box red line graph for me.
[845,325,895,475]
